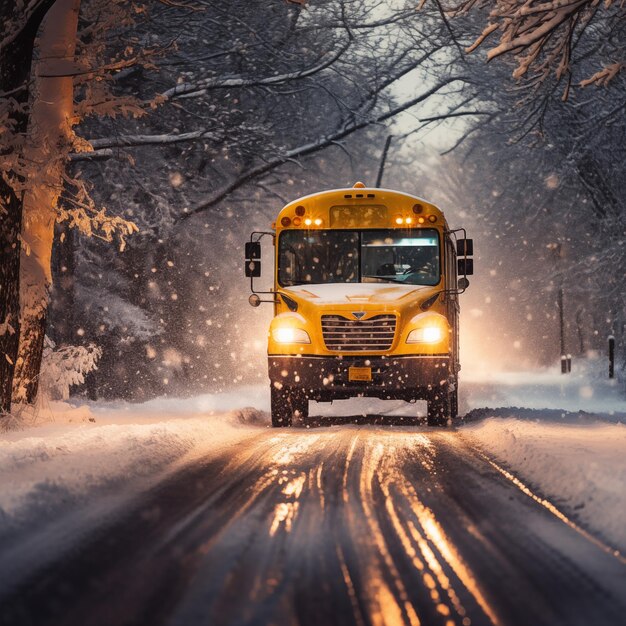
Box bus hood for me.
[282,282,434,305]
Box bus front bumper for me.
[268,354,450,401]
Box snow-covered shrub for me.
[39,337,102,401]
[76,285,161,342]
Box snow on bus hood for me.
[282,282,429,304]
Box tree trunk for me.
[12,0,81,404]
[49,221,76,346]
[0,0,57,415]
[0,180,23,416]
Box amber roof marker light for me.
[353,181,366,188]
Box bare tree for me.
[9,0,150,406]
[12,0,83,404]
[0,0,58,415]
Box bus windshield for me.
[278,229,440,287]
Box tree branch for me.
[70,129,223,160]
[161,40,351,100]
[177,76,471,222]
[419,109,492,123]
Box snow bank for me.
[0,404,268,544]
[462,417,626,552]
[461,356,625,416]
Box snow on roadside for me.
[0,403,268,545]
[462,416,626,552]
[1,358,623,572]
[461,356,625,416]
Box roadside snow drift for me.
[0,403,267,544]
[462,416,626,552]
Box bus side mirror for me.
[458,258,473,276]
[456,238,473,256]
[245,241,261,277]
[245,241,261,259]
[245,260,261,277]
[457,277,470,290]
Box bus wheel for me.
[427,387,451,427]
[271,387,308,427]
[450,385,458,420]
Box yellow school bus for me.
[245,183,473,427]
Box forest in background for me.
[1,0,624,408]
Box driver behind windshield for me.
[361,233,439,285]
[278,229,439,286]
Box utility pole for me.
[558,287,567,373]
[549,242,569,374]
[375,135,393,188]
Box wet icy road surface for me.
[1,423,625,626]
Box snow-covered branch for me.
[70,129,223,160]
[161,41,351,100]
[178,76,471,221]
[448,0,624,96]
[39,338,102,401]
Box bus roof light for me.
[405,217,413,224]
[428,215,437,223]
[314,218,323,226]
[304,218,312,226]
[395,216,403,225]
[281,216,291,227]
[353,181,366,188]
[418,217,425,224]
[295,205,305,216]
[413,204,423,214]
[293,217,302,226]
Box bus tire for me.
[270,387,308,427]
[450,385,458,420]
[427,387,451,427]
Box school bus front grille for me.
[321,315,396,351]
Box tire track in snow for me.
[0,425,625,626]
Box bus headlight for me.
[406,326,443,344]
[272,327,311,344]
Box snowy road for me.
[1,422,625,626]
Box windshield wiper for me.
[361,275,404,283]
